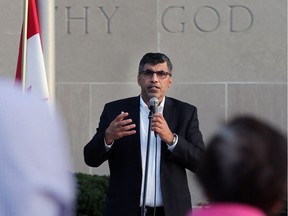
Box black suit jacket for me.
[84,96,205,216]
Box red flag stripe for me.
[15,0,41,82]
[27,0,40,38]
[15,0,49,100]
[15,33,22,82]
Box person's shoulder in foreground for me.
[192,203,266,216]
[0,78,75,216]
[187,115,287,216]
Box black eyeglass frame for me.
[139,69,172,79]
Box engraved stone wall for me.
[1,0,286,206]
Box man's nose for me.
[150,72,159,81]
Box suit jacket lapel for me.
[127,96,142,169]
[163,97,176,132]
[161,97,175,157]
[127,96,140,136]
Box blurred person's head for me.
[197,116,287,214]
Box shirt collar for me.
[140,96,165,113]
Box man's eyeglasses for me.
[140,70,171,79]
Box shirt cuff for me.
[167,134,178,151]
[104,138,114,151]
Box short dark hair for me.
[138,53,173,74]
[198,116,287,214]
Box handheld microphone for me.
[149,97,159,136]
[149,97,159,114]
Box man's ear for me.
[168,78,172,88]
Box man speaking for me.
[84,53,205,216]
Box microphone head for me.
[149,97,159,113]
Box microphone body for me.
[149,97,159,114]
[149,97,159,137]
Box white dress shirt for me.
[139,96,164,207]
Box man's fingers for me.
[122,130,136,137]
[115,111,128,122]
[120,119,133,126]
[108,112,136,139]
[121,123,136,131]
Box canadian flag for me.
[15,0,49,100]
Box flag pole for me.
[21,0,29,92]
[37,0,55,106]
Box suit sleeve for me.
[170,107,205,173]
[83,104,112,167]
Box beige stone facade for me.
[1,0,286,206]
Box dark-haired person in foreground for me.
[187,116,287,216]
[84,53,205,216]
